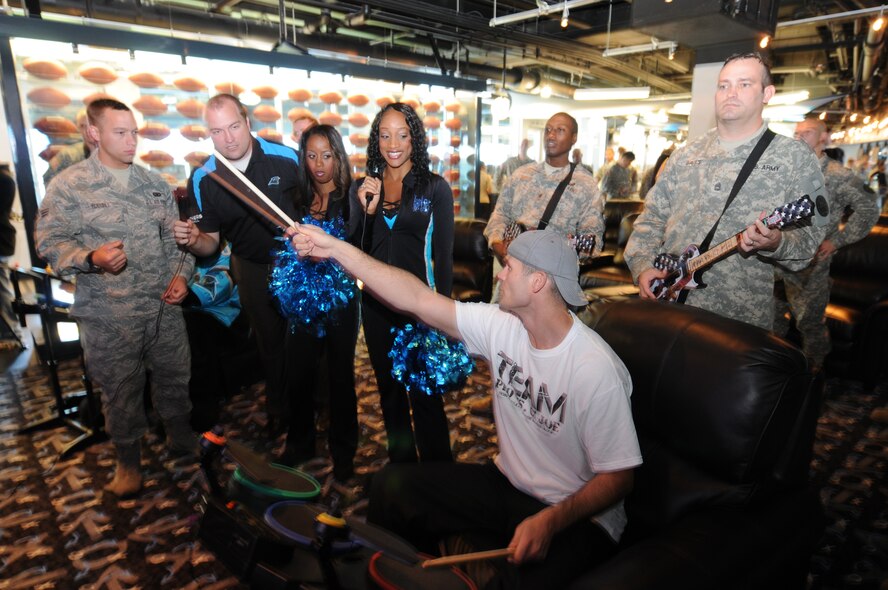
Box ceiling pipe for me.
[777,5,888,28]
[862,17,886,84]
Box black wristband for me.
[86,251,99,271]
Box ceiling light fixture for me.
[489,0,601,28]
[561,5,569,28]
[343,6,369,28]
[540,84,553,98]
[602,38,678,58]
[768,90,810,105]
[759,35,770,49]
[668,46,675,60]
[574,86,651,100]
[491,47,512,121]
[491,89,512,120]
[819,112,827,120]
[874,12,885,32]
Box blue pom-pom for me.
[269,216,356,337]
[389,323,474,396]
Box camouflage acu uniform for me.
[494,155,534,193]
[601,164,633,199]
[624,126,827,330]
[35,152,194,445]
[485,162,605,258]
[774,155,879,366]
[43,142,89,189]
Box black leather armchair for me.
[580,199,644,301]
[451,218,493,303]
[570,299,824,590]
[580,211,640,289]
[824,216,888,385]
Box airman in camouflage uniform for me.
[485,113,604,267]
[774,117,880,370]
[625,53,827,331]
[35,99,194,498]
[42,110,95,189]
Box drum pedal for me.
[198,496,295,580]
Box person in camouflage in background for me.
[42,109,96,189]
[485,112,604,266]
[774,117,879,371]
[494,137,535,194]
[35,99,195,498]
[625,52,828,331]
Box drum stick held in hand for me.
[206,170,290,231]
[212,149,297,227]
[421,548,514,569]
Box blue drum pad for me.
[265,501,420,564]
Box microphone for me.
[174,187,198,222]
[364,169,379,206]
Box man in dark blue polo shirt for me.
[173,93,300,442]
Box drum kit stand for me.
[196,426,483,590]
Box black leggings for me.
[286,295,360,477]
[361,293,453,463]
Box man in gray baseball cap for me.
[288,224,640,589]
[506,229,588,307]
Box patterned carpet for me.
[0,335,886,589]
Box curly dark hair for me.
[297,124,351,210]
[366,102,431,186]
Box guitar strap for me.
[676,128,776,304]
[537,162,578,230]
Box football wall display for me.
[12,39,479,218]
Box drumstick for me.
[421,548,514,569]
[213,149,296,227]
[206,170,290,231]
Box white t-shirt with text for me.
[455,302,642,541]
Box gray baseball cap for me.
[508,230,588,307]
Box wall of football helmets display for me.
[12,39,478,217]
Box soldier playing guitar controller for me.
[503,221,597,255]
[650,195,822,302]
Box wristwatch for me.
[86,250,101,272]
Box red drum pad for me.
[368,552,477,590]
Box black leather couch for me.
[570,299,823,589]
[823,215,888,385]
[451,218,493,303]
